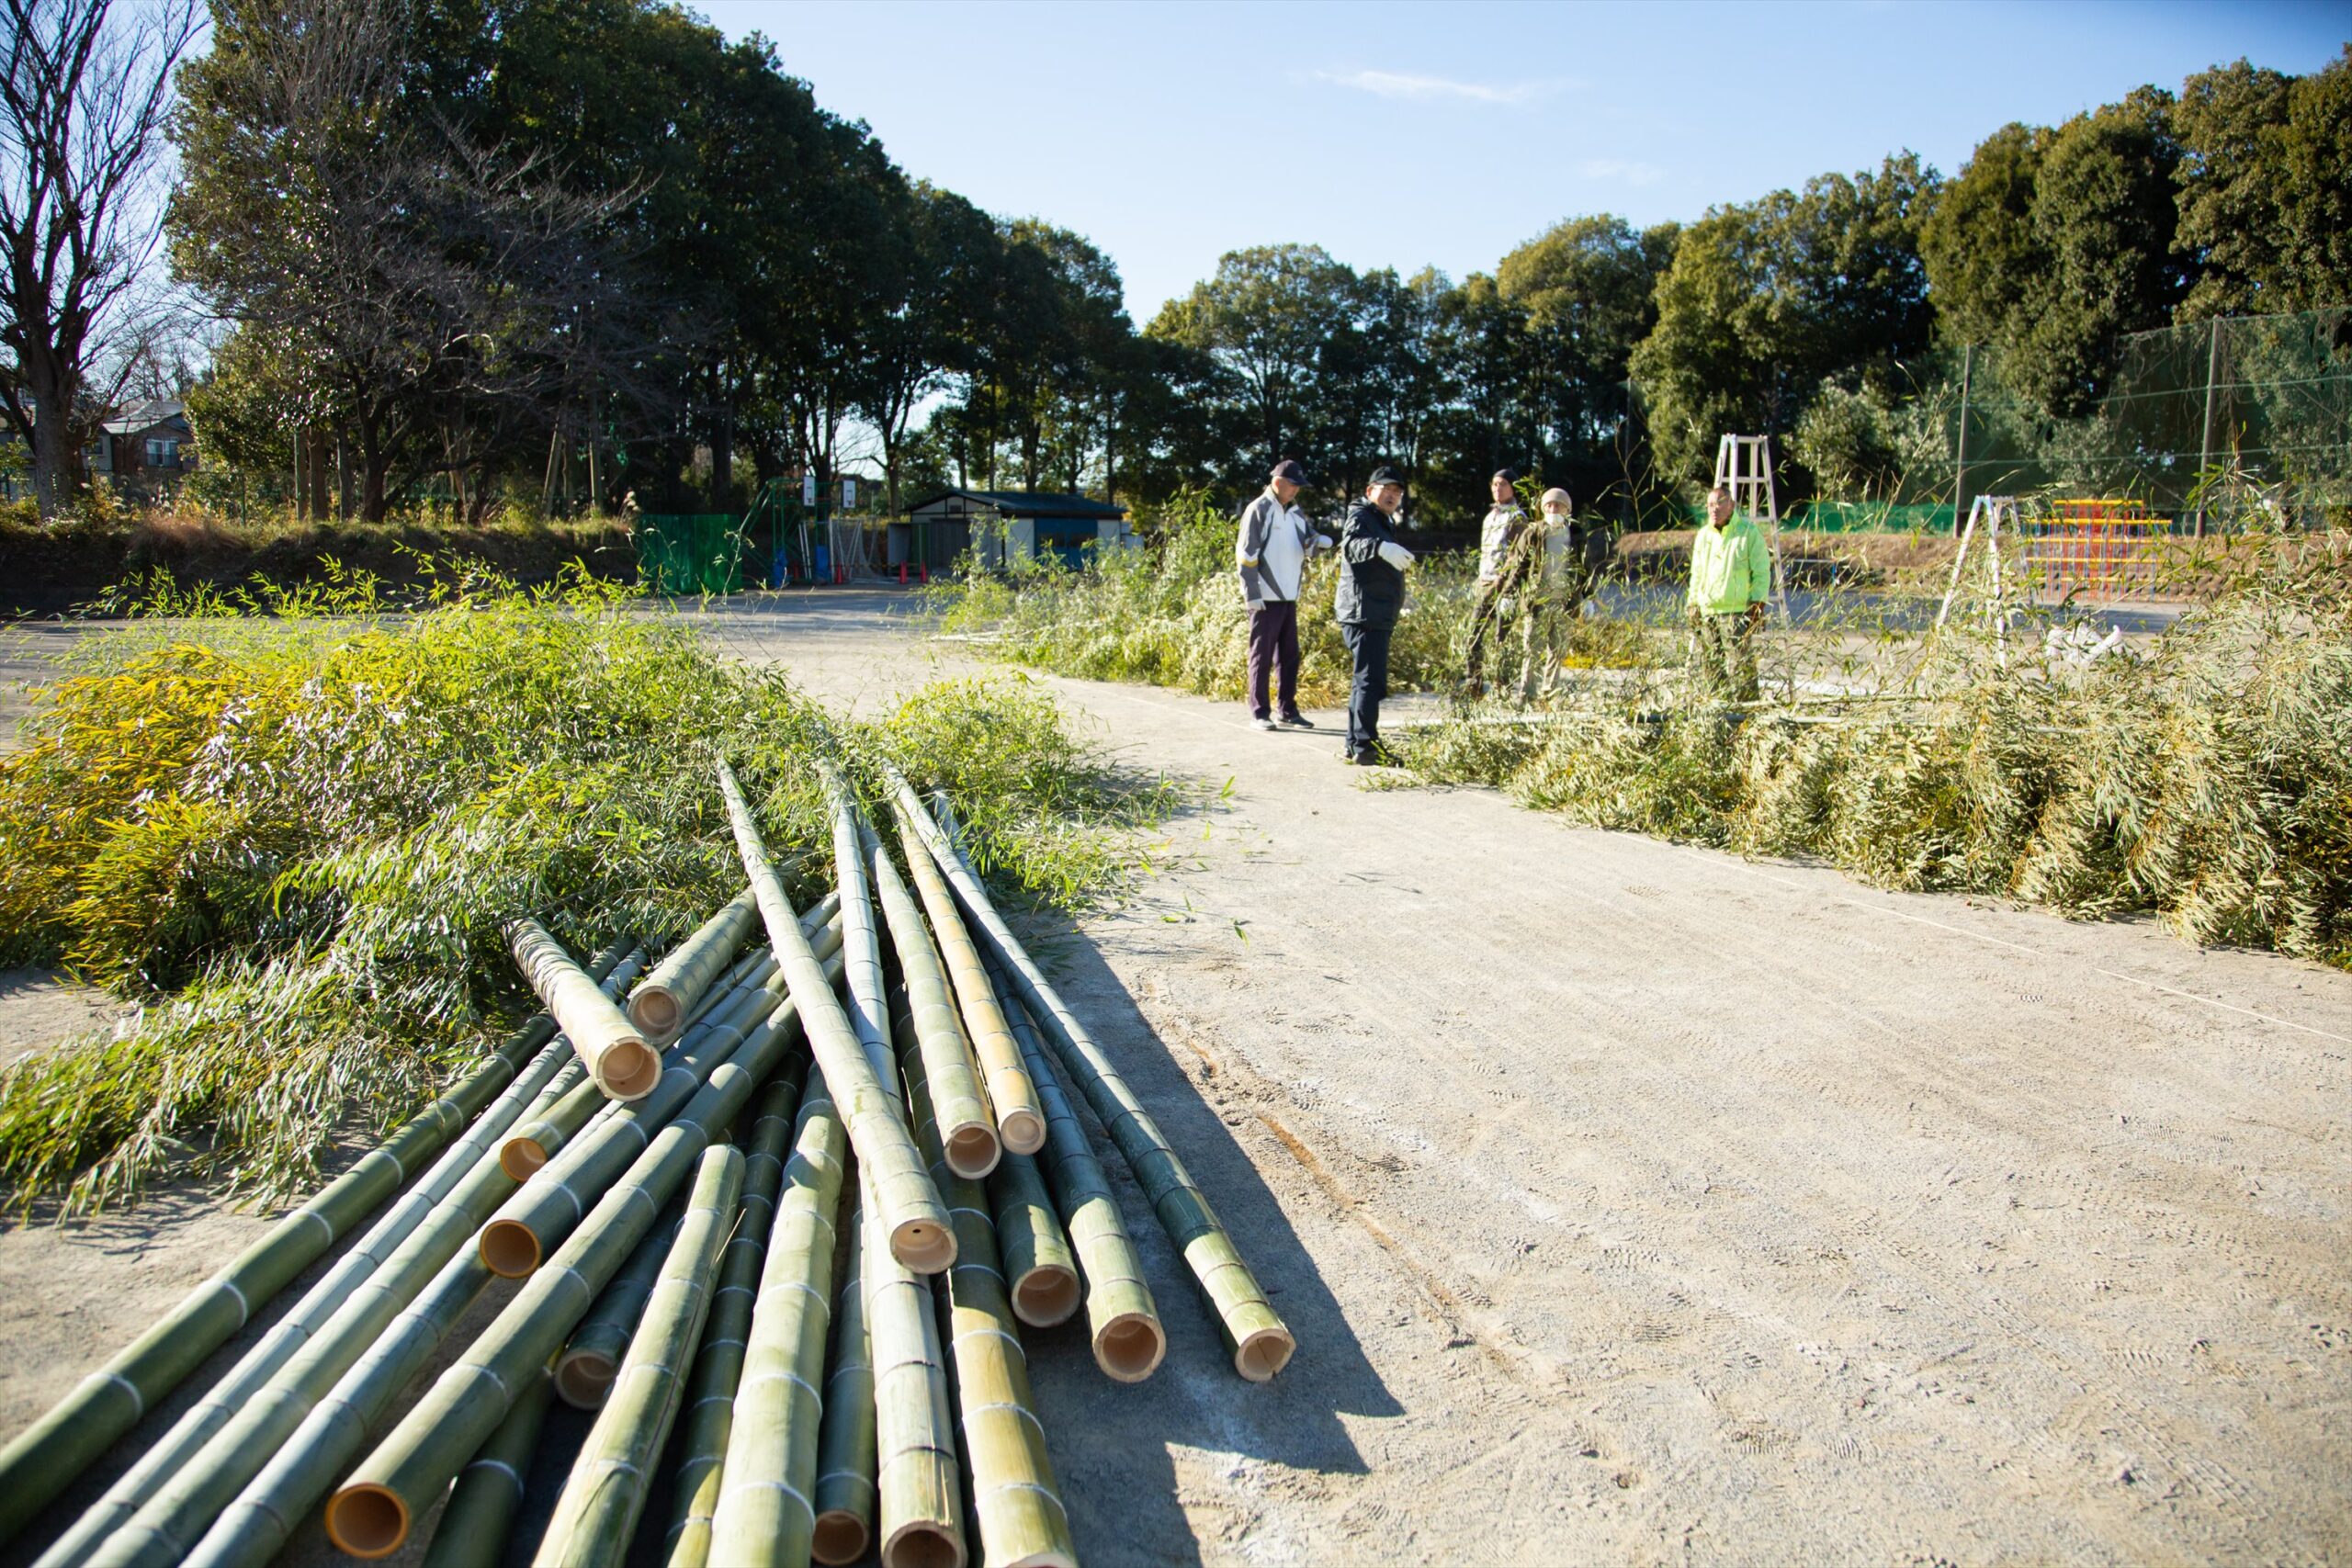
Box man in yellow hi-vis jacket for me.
[1685,484,1770,701]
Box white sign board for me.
[800,472,817,509]
[841,477,857,511]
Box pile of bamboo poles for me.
[0,761,1293,1568]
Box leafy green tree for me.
[1163,243,1359,472]
[2176,48,2352,318]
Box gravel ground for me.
[3,588,2346,1567]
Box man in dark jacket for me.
[1334,465,1416,764]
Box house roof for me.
[101,398,189,436]
[907,488,1126,520]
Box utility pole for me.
[2194,316,2222,539]
[1951,344,1974,536]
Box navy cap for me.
[1493,467,1520,485]
[1270,459,1307,485]
[1367,465,1406,489]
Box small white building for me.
[902,489,1133,572]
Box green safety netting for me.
[635,514,744,594]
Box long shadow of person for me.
[1005,906,1402,1568]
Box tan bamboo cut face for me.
[509,919,660,1100]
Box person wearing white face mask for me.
[1333,464,1415,765]
[1235,458,1333,731]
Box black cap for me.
[1270,459,1306,485]
[1367,465,1406,489]
[1493,467,1519,485]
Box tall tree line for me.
[5,3,2345,527]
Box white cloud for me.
[1315,69,1566,107]
[1577,157,1666,186]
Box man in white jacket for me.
[1235,458,1333,730]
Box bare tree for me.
[0,0,200,516]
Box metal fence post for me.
[2195,316,2222,538]
[1952,344,1974,535]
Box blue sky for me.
[696,0,2347,321]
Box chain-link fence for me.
[1958,306,2352,534]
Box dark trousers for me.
[1245,600,1301,719]
[1341,620,1394,758]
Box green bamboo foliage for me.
[902,1016,1077,1568]
[535,1144,746,1568]
[555,1204,684,1408]
[480,912,842,1277]
[809,1196,877,1566]
[630,887,761,1043]
[34,947,646,1568]
[991,954,1165,1381]
[892,803,1045,1156]
[706,1063,851,1568]
[718,759,952,1273]
[859,1167,965,1568]
[874,846,1000,1179]
[662,1071,808,1568]
[987,1149,1080,1330]
[420,1361,556,1568]
[0,933,635,1553]
[897,773,1294,1379]
[321,932,833,1562]
[511,918,662,1100]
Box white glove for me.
[1377,541,1414,570]
[1315,534,1335,549]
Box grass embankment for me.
[0,502,635,615]
[0,567,1176,1213]
[930,499,2352,970]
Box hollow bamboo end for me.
[1010,1266,1081,1328]
[597,1039,662,1100]
[810,1513,873,1566]
[479,1219,543,1278]
[325,1484,410,1558]
[882,1520,966,1568]
[628,987,684,1040]
[944,1122,1001,1179]
[999,1109,1046,1156]
[553,1351,616,1409]
[1094,1314,1168,1382]
[499,1138,548,1180]
[889,1217,957,1275]
[1233,1325,1297,1383]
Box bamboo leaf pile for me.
[0,575,1290,1565]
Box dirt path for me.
[5,589,2347,1566]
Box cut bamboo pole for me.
[809,1195,876,1565]
[897,773,1292,1380]
[419,1361,554,1568]
[0,934,633,1552]
[480,912,842,1277]
[511,917,662,1100]
[706,1063,851,1568]
[661,1071,808,1568]
[630,887,761,1043]
[83,959,660,1568]
[534,1144,745,1568]
[37,949,646,1568]
[991,955,1164,1381]
[892,802,1044,1155]
[718,758,951,1273]
[498,909,817,1183]
[860,1166,965,1568]
[321,936,833,1562]
[874,847,999,1179]
[902,1016,1076,1568]
[988,1149,1080,1329]
[555,1203,684,1408]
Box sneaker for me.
[1251,716,1278,731]
[1279,712,1314,729]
